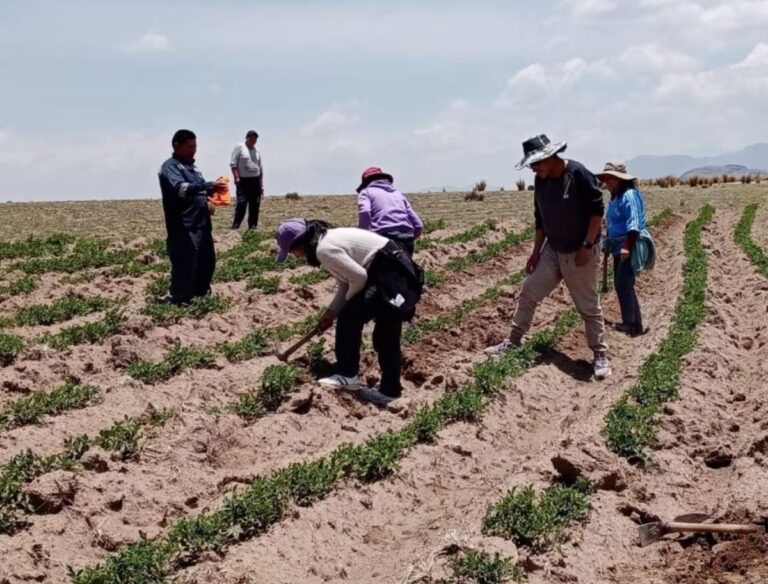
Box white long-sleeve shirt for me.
[316,228,389,313]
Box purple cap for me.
[276,218,307,263]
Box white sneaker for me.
[359,387,398,406]
[594,355,613,379]
[319,374,361,389]
[484,339,519,356]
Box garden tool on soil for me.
[639,513,765,547]
[277,327,321,362]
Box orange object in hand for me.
[210,176,232,207]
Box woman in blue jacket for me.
[599,162,654,337]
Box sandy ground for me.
[3,206,768,584]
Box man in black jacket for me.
[158,129,227,305]
[486,135,612,379]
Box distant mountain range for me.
[627,143,768,178]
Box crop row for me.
[68,310,580,582]
[603,205,714,462]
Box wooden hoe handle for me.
[666,522,765,535]
[277,328,320,362]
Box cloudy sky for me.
[1,0,767,201]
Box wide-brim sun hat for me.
[357,166,394,193]
[515,134,567,170]
[597,162,636,181]
[276,218,308,263]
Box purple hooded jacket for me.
[357,180,424,238]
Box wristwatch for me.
[582,240,594,249]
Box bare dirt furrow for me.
[169,217,688,584]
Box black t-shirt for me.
[533,160,605,253]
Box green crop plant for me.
[257,364,303,411]
[0,381,99,430]
[734,203,768,277]
[12,239,138,275]
[305,339,332,378]
[247,274,280,294]
[126,344,217,385]
[288,269,330,287]
[436,549,526,584]
[219,329,268,362]
[482,478,591,552]
[604,205,714,462]
[214,253,301,283]
[0,333,24,366]
[40,309,124,350]
[0,233,77,260]
[423,218,446,234]
[9,295,111,327]
[145,274,170,298]
[441,219,497,245]
[445,226,535,272]
[0,410,170,535]
[0,275,38,297]
[141,295,230,325]
[424,269,445,288]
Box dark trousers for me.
[335,293,403,397]
[232,176,263,229]
[167,229,216,305]
[380,232,415,257]
[614,255,642,330]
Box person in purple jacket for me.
[356,166,423,256]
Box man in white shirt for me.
[230,130,264,230]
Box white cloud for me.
[699,1,768,30]
[122,33,172,53]
[300,106,360,136]
[736,42,768,68]
[655,42,768,103]
[448,99,472,113]
[562,0,617,15]
[496,58,614,107]
[617,44,698,74]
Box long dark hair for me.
[613,178,639,198]
[290,219,332,267]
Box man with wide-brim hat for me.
[486,134,612,379]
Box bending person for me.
[276,218,423,405]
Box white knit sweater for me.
[316,228,389,312]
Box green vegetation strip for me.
[416,219,498,252]
[126,344,217,385]
[0,409,171,534]
[288,269,330,287]
[444,226,535,273]
[12,239,138,275]
[141,296,231,326]
[68,310,579,583]
[421,550,526,584]
[483,478,592,553]
[0,295,112,328]
[40,310,125,350]
[0,233,77,261]
[0,381,99,431]
[604,205,714,463]
[734,203,768,276]
[0,275,38,297]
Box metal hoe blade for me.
[639,513,710,547]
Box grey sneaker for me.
[359,387,398,406]
[484,339,520,356]
[594,354,612,379]
[319,374,361,389]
